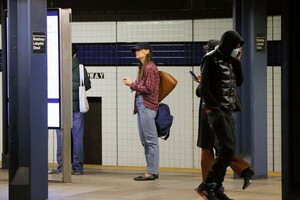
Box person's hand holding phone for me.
[236,48,242,61]
[123,77,133,86]
[189,71,201,83]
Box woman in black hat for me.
[123,42,160,181]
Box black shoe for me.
[217,192,232,200]
[242,167,255,190]
[216,187,233,200]
[133,174,157,181]
[195,182,219,200]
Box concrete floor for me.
[0,167,281,200]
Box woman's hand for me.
[123,77,133,86]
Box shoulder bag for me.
[79,64,90,113]
[158,70,178,102]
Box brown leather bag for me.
[158,71,178,102]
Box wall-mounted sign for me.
[256,34,266,52]
[88,72,104,79]
[32,32,46,53]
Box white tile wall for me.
[193,19,233,41]
[88,66,119,165]
[0,16,282,172]
[157,67,194,168]
[117,20,193,42]
[267,66,281,172]
[117,67,145,166]
[72,22,117,43]
[267,16,281,41]
[267,67,273,171]
[273,67,281,172]
[48,129,57,163]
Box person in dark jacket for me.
[55,44,91,175]
[195,40,255,192]
[195,30,247,200]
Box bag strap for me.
[79,64,85,86]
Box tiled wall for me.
[267,66,281,172]
[0,17,282,172]
[267,16,282,172]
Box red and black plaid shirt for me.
[130,61,160,114]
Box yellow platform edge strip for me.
[46,163,281,177]
[0,162,280,177]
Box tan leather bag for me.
[158,71,178,102]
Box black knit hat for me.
[203,39,220,52]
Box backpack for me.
[155,103,174,140]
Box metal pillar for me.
[7,0,48,199]
[59,8,73,183]
[233,0,268,178]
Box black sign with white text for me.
[32,32,46,53]
[256,34,266,52]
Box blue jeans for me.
[56,112,85,173]
[136,95,159,174]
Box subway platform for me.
[0,166,281,200]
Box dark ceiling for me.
[47,0,282,22]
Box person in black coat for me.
[195,40,255,193]
[195,30,251,200]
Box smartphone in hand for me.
[189,71,198,80]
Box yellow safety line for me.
[1,162,280,177]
